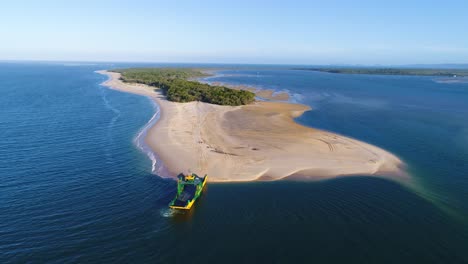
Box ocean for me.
[1,62,467,263]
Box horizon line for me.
[1,58,468,68]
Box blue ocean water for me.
[1,62,468,263]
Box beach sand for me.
[98,70,405,182]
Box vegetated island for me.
[97,68,405,182]
[113,68,255,105]
[294,67,468,77]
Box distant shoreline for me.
[97,70,406,182]
[294,67,468,77]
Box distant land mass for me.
[402,64,468,69]
[294,67,468,77]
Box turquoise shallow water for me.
[1,62,468,263]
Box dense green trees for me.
[112,68,255,106]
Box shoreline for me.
[97,70,407,182]
[133,99,162,174]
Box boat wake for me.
[160,208,177,218]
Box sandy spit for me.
[97,70,406,182]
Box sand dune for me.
[98,70,405,182]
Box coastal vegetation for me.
[294,67,468,77]
[112,68,255,106]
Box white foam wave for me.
[134,99,162,175]
[99,75,168,177]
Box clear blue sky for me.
[1,0,467,64]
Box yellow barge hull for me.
[169,174,207,210]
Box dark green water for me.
[1,63,467,263]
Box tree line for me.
[112,68,255,106]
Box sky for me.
[1,0,468,65]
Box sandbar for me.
[97,70,405,182]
